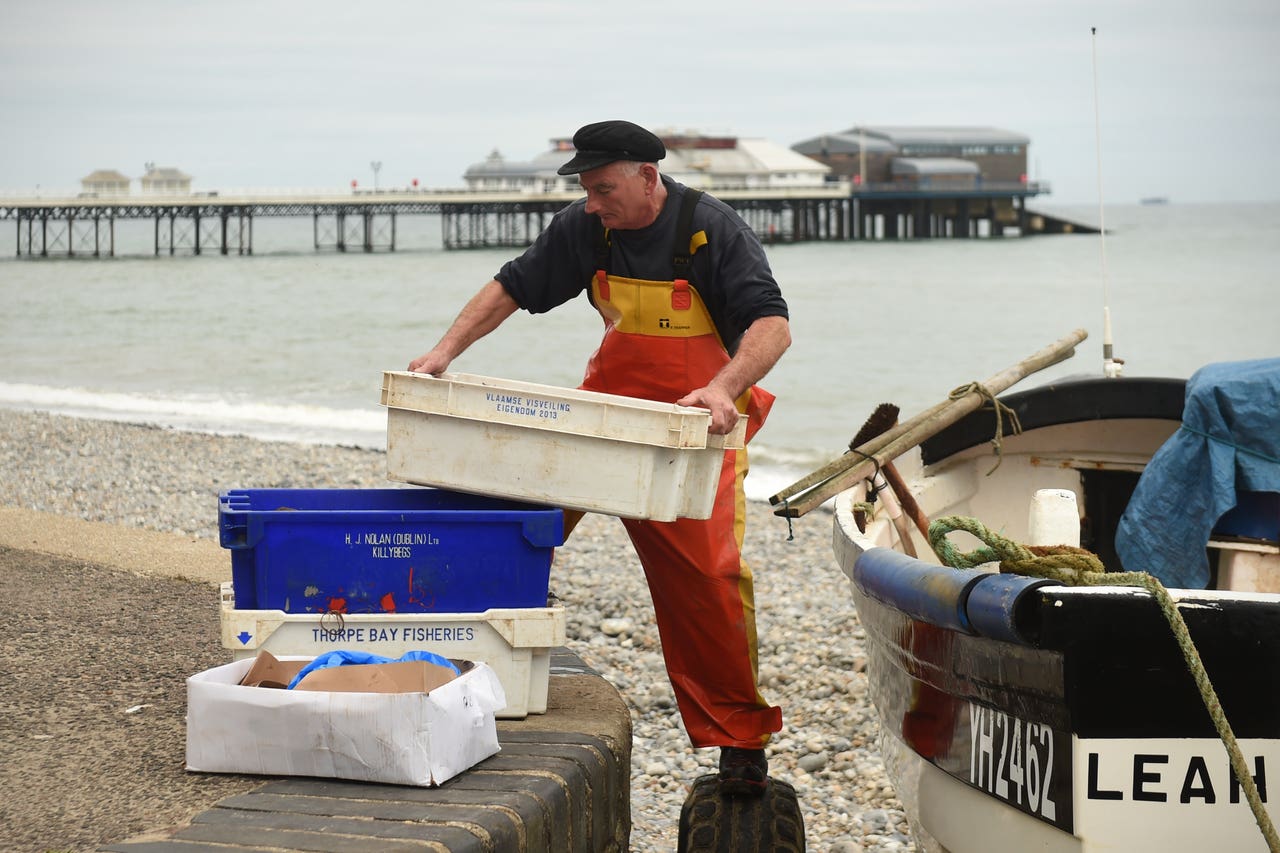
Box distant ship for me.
[1140,196,1169,205]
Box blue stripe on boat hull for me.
[852,547,1058,644]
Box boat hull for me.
[832,376,1280,852]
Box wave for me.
[0,381,831,508]
[0,382,385,449]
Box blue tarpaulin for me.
[1116,358,1280,588]
[286,649,460,690]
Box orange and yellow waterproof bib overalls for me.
[575,190,782,748]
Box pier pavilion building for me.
[791,126,1051,238]
[139,164,193,194]
[80,169,132,196]
[792,126,1031,188]
[463,131,832,194]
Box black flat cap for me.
[556,120,666,175]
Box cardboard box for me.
[237,650,307,688]
[292,658,462,695]
[186,652,505,786]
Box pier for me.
[0,180,1069,259]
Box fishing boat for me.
[772,334,1280,852]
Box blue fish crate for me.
[219,488,564,613]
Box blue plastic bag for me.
[286,649,460,690]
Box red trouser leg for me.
[621,446,782,748]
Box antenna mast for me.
[1092,26,1122,377]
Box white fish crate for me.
[380,371,747,521]
[219,583,566,718]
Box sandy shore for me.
[0,408,908,852]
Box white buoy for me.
[1028,489,1081,547]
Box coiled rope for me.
[929,515,1278,852]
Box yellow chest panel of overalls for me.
[590,229,719,341]
[591,274,719,340]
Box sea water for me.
[2,202,1276,500]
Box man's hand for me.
[408,349,451,375]
[678,316,791,435]
[677,385,740,435]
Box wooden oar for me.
[881,456,931,542]
[772,328,1088,518]
[769,413,925,506]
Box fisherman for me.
[408,119,790,795]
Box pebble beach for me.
[0,407,912,852]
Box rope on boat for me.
[929,515,1280,853]
[1180,424,1280,464]
[947,382,1023,474]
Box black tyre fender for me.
[677,774,806,853]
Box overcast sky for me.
[2,0,1276,204]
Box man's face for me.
[579,161,654,230]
